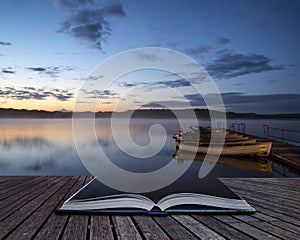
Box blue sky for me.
[0,0,299,113]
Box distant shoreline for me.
[1,108,300,119]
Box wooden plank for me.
[61,176,92,240]
[253,205,300,227]
[222,178,300,196]
[61,215,89,240]
[0,176,61,214]
[193,215,253,240]
[34,177,87,240]
[152,216,196,239]
[221,182,300,209]
[0,177,64,222]
[242,220,300,239]
[0,177,71,239]
[213,215,282,239]
[251,211,300,235]
[89,215,115,240]
[0,176,38,197]
[4,177,78,240]
[112,215,142,240]
[172,215,225,239]
[228,221,281,239]
[235,195,300,219]
[132,215,170,240]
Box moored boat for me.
[173,126,272,157]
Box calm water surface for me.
[0,118,299,177]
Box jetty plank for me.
[4,177,78,240]
[34,176,85,240]
[152,216,196,239]
[193,215,253,240]
[132,215,170,240]
[0,177,299,239]
[90,215,115,240]
[0,177,71,239]
[172,215,225,239]
[112,215,142,240]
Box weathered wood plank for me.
[33,177,87,240]
[222,182,300,208]
[0,176,63,222]
[253,205,300,227]
[60,176,92,240]
[172,215,225,239]
[61,215,89,240]
[112,215,142,240]
[152,216,196,239]
[235,195,300,219]
[243,220,300,240]
[4,177,78,240]
[0,176,38,197]
[0,177,71,239]
[229,221,281,239]
[0,176,61,215]
[213,215,281,239]
[0,177,299,240]
[90,215,115,240]
[222,178,300,198]
[132,215,170,240]
[193,215,253,240]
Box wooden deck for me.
[272,142,300,171]
[0,176,299,240]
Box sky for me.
[0,0,299,113]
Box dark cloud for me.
[27,67,46,72]
[184,45,211,56]
[184,92,300,113]
[82,89,119,99]
[0,41,12,46]
[206,49,285,79]
[57,1,125,50]
[2,69,16,74]
[217,38,230,45]
[158,79,191,88]
[27,66,74,78]
[0,86,74,101]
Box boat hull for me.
[176,141,272,157]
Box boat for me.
[173,152,272,173]
[173,127,272,157]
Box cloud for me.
[56,0,93,9]
[184,92,300,113]
[119,78,191,89]
[82,89,119,99]
[56,1,125,50]
[206,49,285,79]
[217,38,230,45]
[27,67,46,72]
[184,45,211,56]
[0,41,12,46]
[134,51,162,62]
[0,86,74,101]
[27,66,74,78]
[2,69,16,74]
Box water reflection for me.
[0,118,298,177]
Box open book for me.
[58,177,255,214]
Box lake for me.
[0,118,299,177]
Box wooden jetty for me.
[0,176,299,239]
